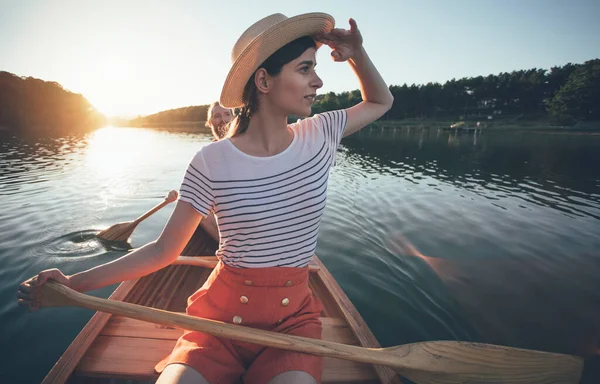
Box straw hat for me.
[219,12,335,109]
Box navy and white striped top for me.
[179,110,347,268]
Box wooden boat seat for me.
[73,315,380,383]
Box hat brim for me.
[219,13,335,109]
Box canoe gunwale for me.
[42,228,401,384]
[41,279,139,384]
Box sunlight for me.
[85,126,156,177]
[81,58,133,117]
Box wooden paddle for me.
[97,191,178,242]
[39,280,583,384]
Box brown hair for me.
[226,36,317,138]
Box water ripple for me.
[2,127,600,383]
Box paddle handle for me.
[132,198,174,225]
[37,282,583,383]
[39,281,398,368]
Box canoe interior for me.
[43,225,402,384]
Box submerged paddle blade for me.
[386,341,583,384]
[97,221,135,242]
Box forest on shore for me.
[0,71,105,135]
[120,58,600,129]
[1,58,598,135]
[312,58,600,125]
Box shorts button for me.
[244,280,252,286]
[285,280,292,287]
[233,315,242,324]
[240,295,249,304]
[281,298,290,307]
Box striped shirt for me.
[179,109,347,268]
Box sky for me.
[1,0,599,117]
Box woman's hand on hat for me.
[316,18,363,62]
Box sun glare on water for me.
[85,126,157,177]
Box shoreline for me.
[367,118,600,132]
[116,121,212,134]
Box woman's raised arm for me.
[317,18,394,136]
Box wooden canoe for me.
[43,225,403,384]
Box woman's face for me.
[209,105,232,131]
[268,47,323,117]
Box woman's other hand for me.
[17,269,71,312]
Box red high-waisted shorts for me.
[155,261,324,383]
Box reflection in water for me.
[345,127,600,218]
[0,128,211,384]
[328,126,600,382]
[388,234,600,358]
[1,126,600,383]
[0,135,84,196]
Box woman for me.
[18,12,393,384]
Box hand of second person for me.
[17,269,71,312]
[165,190,179,203]
[316,18,363,62]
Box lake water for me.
[1,125,599,383]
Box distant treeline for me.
[310,58,599,124]
[0,71,106,135]
[2,58,597,135]
[132,58,598,126]
[128,105,210,127]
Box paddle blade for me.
[97,221,135,242]
[35,282,583,384]
[387,341,583,384]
